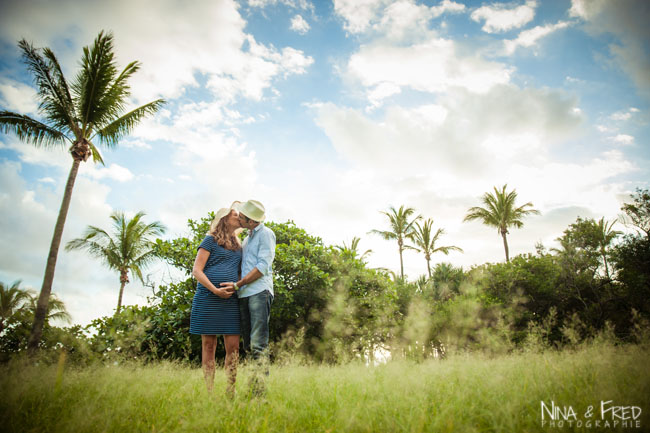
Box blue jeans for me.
[239,290,273,361]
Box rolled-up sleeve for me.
[254,229,276,275]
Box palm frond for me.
[368,229,397,240]
[66,225,122,270]
[73,31,119,130]
[404,215,422,234]
[17,40,75,131]
[45,295,71,323]
[99,60,140,118]
[1,280,32,319]
[434,245,464,255]
[0,111,69,147]
[94,99,164,147]
[41,47,77,131]
[47,310,72,323]
[464,206,498,226]
[89,141,105,164]
[514,202,540,216]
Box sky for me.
[0,0,648,326]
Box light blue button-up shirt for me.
[238,223,276,298]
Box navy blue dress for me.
[189,235,242,335]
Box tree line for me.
[2,188,648,363]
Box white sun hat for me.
[208,202,240,234]
[237,199,266,222]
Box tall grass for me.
[2,342,648,432]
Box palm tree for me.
[66,211,165,314]
[463,184,539,262]
[0,31,164,353]
[1,281,32,334]
[595,217,622,280]
[335,236,373,262]
[369,205,421,280]
[26,292,72,325]
[432,262,465,299]
[1,281,71,334]
[408,219,463,279]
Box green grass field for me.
[2,343,649,433]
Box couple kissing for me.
[189,199,276,397]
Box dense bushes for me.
[76,218,400,364]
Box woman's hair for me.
[209,211,241,251]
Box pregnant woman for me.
[190,205,242,396]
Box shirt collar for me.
[250,223,264,235]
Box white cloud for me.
[80,163,135,182]
[596,124,615,133]
[205,36,313,102]
[334,0,391,34]
[367,82,401,111]
[471,1,538,34]
[568,0,608,20]
[374,0,438,41]
[121,139,152,150]
[0,78,39,114]
[0,136,70,168]
[565,76,585,84]
[504,21,571,55]
[610,108,639,121]
[347,37,513,103]
[611,112,632,121]
[610,134,635,145]
[290,14,310,34]
[279,46,314,75]
[334,0,465,36]
[248,0,313,11]
[172,101,225,130]
[316,84,583,176]
[431,0,466,17]
[1,135,138,185]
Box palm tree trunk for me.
[398,247,404,281]
[116,281,126,314]
[426,257,432,279]
[116,270,128,314]
[28,158,80,355]
[601,247,610,280]
[501,230,510,263]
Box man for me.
[221,199,276,394]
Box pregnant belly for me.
[203,265,239,286]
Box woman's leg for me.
[224,334,240,397]
[201,335,218,393]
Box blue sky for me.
[0,0,648,325]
